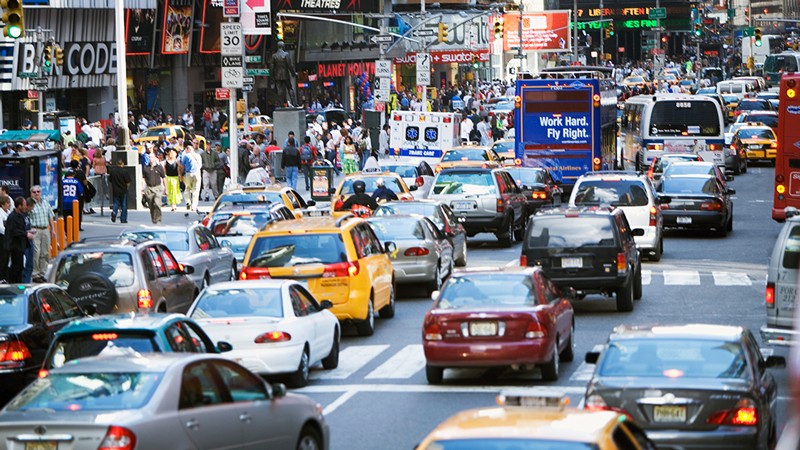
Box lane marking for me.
[641,269,652,285]
[297,383,587,395]
[712,271,753,286]
[310,345,389,380]
[322,390,358,415]
[663,270,700,285]
[365,344,426,379]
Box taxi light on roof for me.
[137,289,153,309]
[92,333,119,341]
[497,390,569,409]
[231,211,252,216]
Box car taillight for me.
[254,331,292,343]
[496,199,505,213]
[616,253,627,274]
[240,267,270,280]
[416,176,424,187]
[584,394,608,411]
[323,261,360,278]
[0,340,31,365]
[659,203,669,210]
[524,320,545,338]
[98,426,136,450]
[424,321,443,341]
[532,191,547,200]
[520,254,528,266]
[707,399,758,426]
[649,206,657,227]
[201,216,210,227]
[766,282,775,308]
[700,201,723,211]
[404,247,431,256]
[137,289,152,309]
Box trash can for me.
[270,150,284,181]
[310,164,334,202]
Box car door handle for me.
[239,413,252,423]
[185,419,199,430]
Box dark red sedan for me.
[422,267,575,384]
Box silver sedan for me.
[122,224,237,290]
[367,215,454,294]
[0,353,329,450]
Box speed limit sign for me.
[221,23,243,56]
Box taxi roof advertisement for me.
[501,11,571,52]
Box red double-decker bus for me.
[773,74,800,221]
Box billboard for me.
[162,0,193,54]
[126,9,156,56]
[501,10,571,52]
[199,0,223,53]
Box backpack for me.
[301,144,313,162]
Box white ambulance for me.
[389,111,460,160]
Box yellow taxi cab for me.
[133,125,207,149]
[434,145,503,173]
[722,94,740,122]
[622,76,648,88]
[331,169,417,218]
[202,184,315,225]
[237,115,273,135]
[239,214,396,336]
[730,124,778,163]
[490,139,516,166]
[417,391,657,450]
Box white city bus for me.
[620,94,725,171]
[389,111,460,161]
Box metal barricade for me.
[85,174,108,216]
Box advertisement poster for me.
[126,9,156,55]
[0,165,24,201]
[162,0,193,54]
[502,11,571,52]
[39,156,60,210]
[199,0,223,53]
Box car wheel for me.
[513,218,525,242]
[229,263,237,281]
[651,237,663,262]
[559,324,575,363]
[296,425,323,450]
[201,273,210,290]
[379,282,396,319]
[633,264,643,300]
[289,348,310,388]
[733,160,741,175]
[426,264,443,296]
[727,216,733,232]
[321,330,339,370]
[615,277,634,312]
[355,297,375,336]
[540,342,560,382]
[455,239,468,266]
[426,365,444,384]
[742,158,748,173]
[717,223,728,237]
[497,216,513,248]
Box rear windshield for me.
[650,101,721,136]
[216,193,275,208]
[0,291,26,326]
[374,203,436,217]
[191,287,283,318]
[737,128,775,140]
[765,55,800,73]
[660,177,715,195]
[718,83,746,94]
[573,180,649,207]
[737,100,770,111]
[441,149,490,162]
[46,332,158,369]
[248,234,346,267]
[381,165,418,178]
[7,372,162,412]
[782,226,800,269]
[598,338,750,379]
[742,115,778,128]
[426,440,597,450]
[211,213,272,237]
[54,252,135,288]
[368,218,425,240]
[438,274,535,309]
[339,177,405,196]
[433,172,497,195]
[506,168,547,186]
[663,164,714,177]
[527,217,616,248]
[121,230,189,251]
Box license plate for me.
[677,216,692,224]
[469,322,497,336]
[304,209,326,217]
[653,405,687,423]
[25,443,57,450]
[561,257,582,268]
[452,201,475,211]
[748,144,763,150]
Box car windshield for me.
[573,180,649,207]
[46,332,158,369]
[598,338,750,379]
[340,177,405,196]
[191,287,283,318]
[368,218,425,240]
[121,230,189,251]
[0,290,26,326]
[139,128,171,138]
[248,234,347,267]
[437,274,536,309]
[7,372,162,412]
[506,168,547,186]
[660,177,715,195]
[215,193,275,209]
[55,252,135,288]
[374,203,436,218]
[527,217,616,248]
[737,129,775,140]
[381,165,418,178]
[425,440,597,450]
[441,149,490,162]
[722,94,739,103]
[433,172,497,195]
[663,164,715,177]
[211,213,272,237]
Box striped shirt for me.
[29,199,54,228]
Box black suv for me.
[520,206,644,312]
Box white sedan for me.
[187,279,340,387]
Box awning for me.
[0,129,62,142]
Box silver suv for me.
[45,238,198,315]
[429,167,527,247]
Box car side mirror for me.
[585,351,600,364]
[320,300,334,309]
[727,188,736,195]
[431,290,439,301]
[409,185,418,191]
[307,200,316,207]
[658,195,671,205]
[82,303,97,316]
[384,241,397,254]
[271,382,287,399]
[216,341,233,353]
[328,187,337,194]
[766,355,786,368]
[632,228,645,237]
[181,264,195,275]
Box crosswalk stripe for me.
[311,344,389,380]
[712,271,753,286]
[365,344,426,379]
[663,270,700,285]
[641,269,652,285]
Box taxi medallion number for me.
[469,322,498,336]
[25,443,57,450]
[653,405,687,423]
[562,257,582,268]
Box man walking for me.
[200,143,218,201]
[5,197,32,284]
[281,137,301,190]
[142,157,166,224]
[180,145,202,213]
[379,124,390,158]
[61,169,84,228]
[108,159,131,223]
[28,185,54,282]
[299,136,317,191]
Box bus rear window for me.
[650,101,721,136]
[765,55,799,73]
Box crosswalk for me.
[643,270,758,286]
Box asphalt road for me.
[77,162,787,450]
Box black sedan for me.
[584,324,783,450]
[505,167,563,213]
[658,174,735,237]
[0,284,90,400]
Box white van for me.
[716,80,755,100]
[762,208,800,346]
[388,111,460,161]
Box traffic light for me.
[275,20,283,40]
[42,43,52,74]
[608,22,615,37]
[493,16,504,39]
[661,34,668,43]
[437,22,449,43]
[472,54,479,69]
[604,27,610,39]
[54,45,63,66]
[694,23,702,37]
[755,27,763,47]
[1,0,24,39]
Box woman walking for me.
[164,149,182,211]
[340,136,359,175]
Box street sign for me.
[221,23,243,56]
[32,77,48,85]
[215,88,231,100]
[374,77,390,102]
[223,0,239,18]
[371,35,393,44]
[222,67,244,89]
[375,59,392,78]
[222,55,243,67]
[245,55,262,63]
[743,27,755,37]
[241,0,271,35]
[648,7,666,19]
[242,84,254,92]
[27,90,38,98]
[416,52,430,86]
[246,68,269,76]
[412,29,435,37]
[242,76,255,84]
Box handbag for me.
[83,181,97,202]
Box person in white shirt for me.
[460,116,473,144]
[477,117,492,146]
[379,124,390,157]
